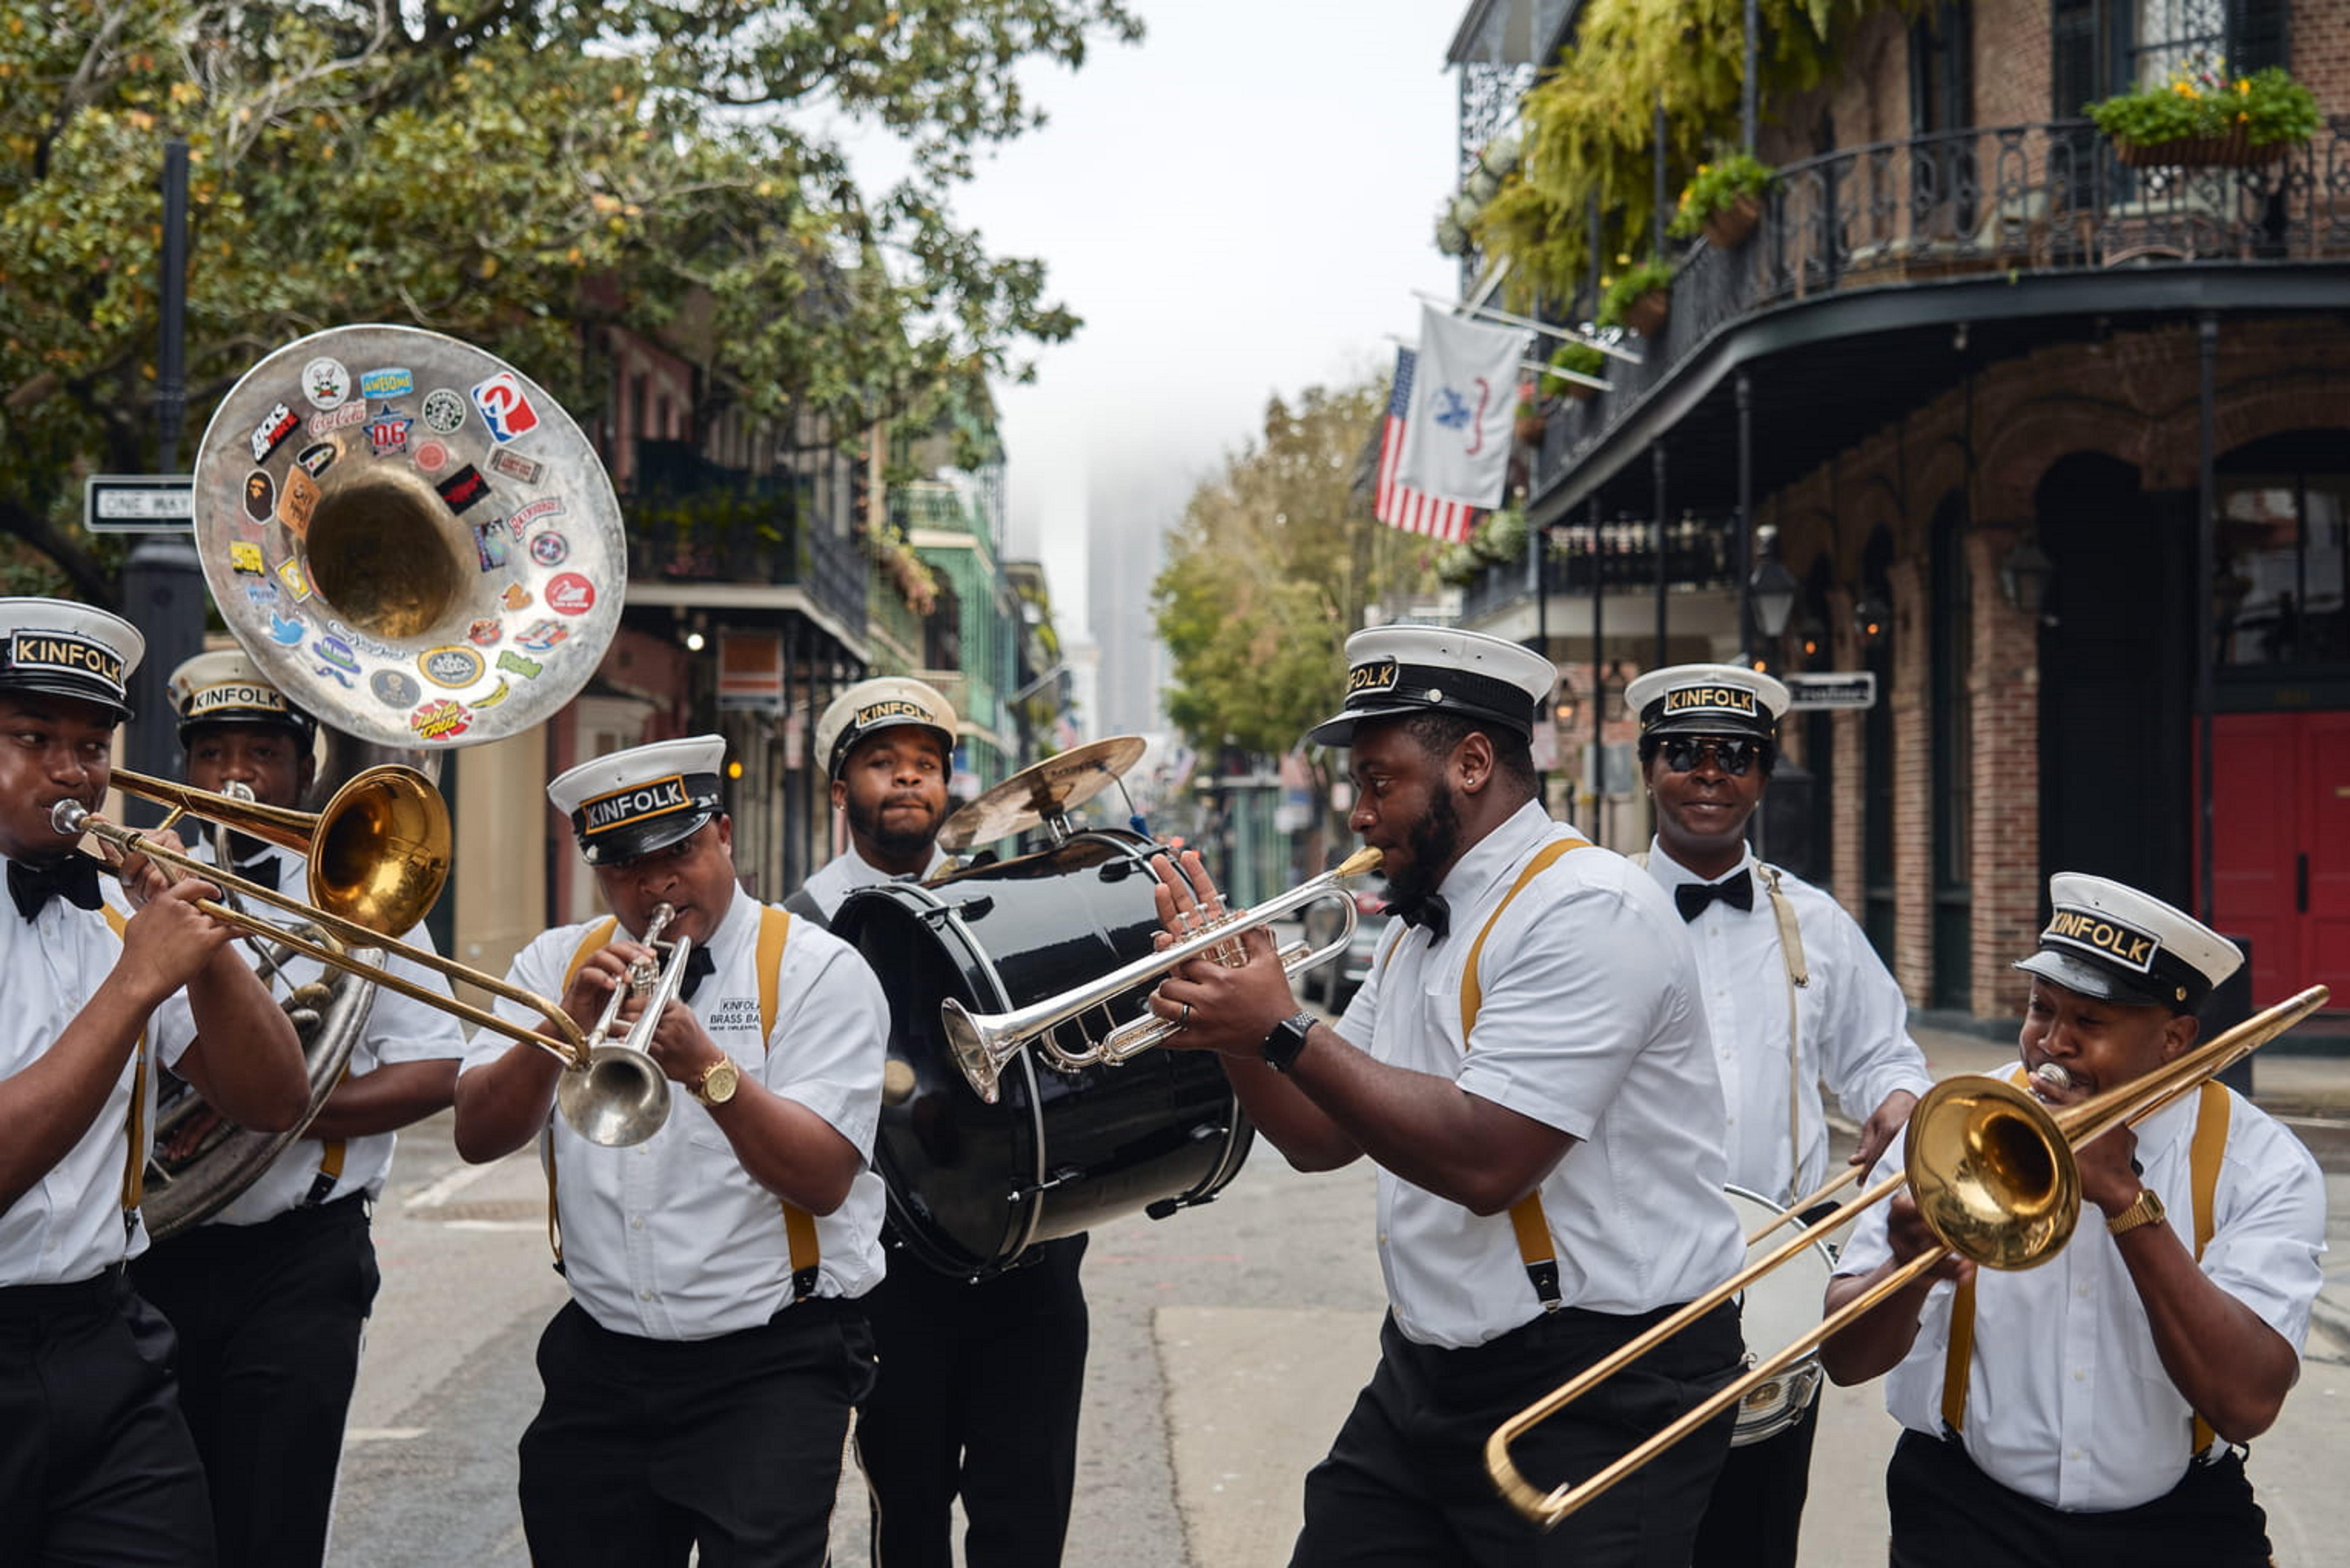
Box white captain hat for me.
[0,595,144,721]
[813,676,958,781]
[2014,873,2243,1016]
[1306,624,1556,748]
[547,734,727,866]
[168,648,317,745]
[1623,662,1790,742]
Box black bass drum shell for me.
[833,830,1254,1279]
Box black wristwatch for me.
[1262,1010,1317,1074]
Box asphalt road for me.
[322,1025,2350,1566]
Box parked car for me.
[1299,874,1391,1013]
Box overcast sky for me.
[950,2,1467,643]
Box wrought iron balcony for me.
[1459,515,1742,623]
[1532,115,2350,497]
[624,438,868,633]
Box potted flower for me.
[1667,152,1776,249]
[1435,540,1485,587]
[1514,398,1548,445]
[1473,504,1529,565]
[1598,259,1674,339]
[1540,341,1607,402]
[2087,62,2320,168]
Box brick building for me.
[1447,0,2350,1024]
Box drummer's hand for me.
[558,941,651,1035]
[1146,849,1294,1058]
[1850,1089,1918,1173]
[1885,1190,1972,1287]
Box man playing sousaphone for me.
[129,650,465,1568]
[0,596,308,1565]
[453,734,890,1562]
[1821,875,2327,1568]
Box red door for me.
[2208,711,2350,1007]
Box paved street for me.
[323,1013,2350,1566]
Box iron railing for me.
[625,439,868,633]
[1532,116,2350,492]
[1459,514,1741,621]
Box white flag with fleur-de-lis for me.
[1394,303,1526,509]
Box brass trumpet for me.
[944,848,1382,1103]
[1484,983,2331,1528]
[59,771,669,1147]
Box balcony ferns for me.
[1666,153,1775,248]
[2088,63,2320,166]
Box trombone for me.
[944,848,1382,1103]
[1484,983,2331,1529]
[60,768,671,1148]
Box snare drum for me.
[832,830,1255,1280]
[1723,1185,1836,1446]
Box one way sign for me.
[84,474,195,533]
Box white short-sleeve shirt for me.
[145,844,467,1224]
[1645,844,1933,1205]
[460,888,890,1339]
[1835,1080,2327,1511]
[1333,803,1745,1348]
[798,843,950,923]
[0,857,189,1285]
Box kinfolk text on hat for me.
[0,596,145,721]
[814,677,958,782]
[1305,624,1555,749]
[547,734,728,866]
[1623,663,1790,742]
[168,648,318,744]
[2012,872,2242,1015]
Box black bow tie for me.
[10,855,104,922]
[232,852,281,887]
[1675,875,1754,922]
[1389,893,1451,943]
[676,944,718,1002]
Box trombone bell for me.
[1907,1078,2077,1271]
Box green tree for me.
[1152,377,1431,760]
[0,0,1140,597]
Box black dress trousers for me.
[131,1191,379,1568]
[856,1234,1091,1568]
[0,1268,216,1567]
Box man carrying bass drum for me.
[130,651,466,1568]
[1622,661,1933,1568]
[453,734,889,1565]
[793,676,1093,1568]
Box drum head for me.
[1722,1185,1836,1446]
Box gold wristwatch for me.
[2107,1187,2166,1238]
[691,1056,740,1107]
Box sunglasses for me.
[1659,737,1764,776]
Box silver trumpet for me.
[945,848,1382,1104]
[555,903,685,1147]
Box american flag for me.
[1374,347,1481,543]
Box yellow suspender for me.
[1941,1078,2232,1456]
[550,907,820,1298]
[103,905,151,1215]
[1457,835,1593,1311]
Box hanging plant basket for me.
[1702,192,1763,250]
[1620,289,1671,339]
[2112,129,2297,168]
[1514,410,1548,445]
[1559,381,1596,403]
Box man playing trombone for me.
[1143,624,1748,1566]
[453,733,890,1564]
[0,596,309,1566]
[1820,875,2325,1568]
[129,650,465,1567]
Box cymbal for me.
[936,734,1149,852]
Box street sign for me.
[1784,671,1878,711]
[84,474,195,532]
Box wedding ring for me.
[1178,1001,1192,1028]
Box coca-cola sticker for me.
[545,573,595,616]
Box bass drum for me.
[832,830,1255,1280]
[1724,1185,1836,1446]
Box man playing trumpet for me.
[453,733,890,1564]
[0,596,308,1565]
[1821,874,2326,1568]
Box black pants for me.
[0,1267,215,1567]
[1688,1392,1819,1568]
[130,1192,378,1568]
[1291,1300,1743,1568]
[519,1296,877,1567]
[856,1235,1090,1568]
[1887,1427,2274,1568]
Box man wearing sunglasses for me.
[1623,662,1933,1568]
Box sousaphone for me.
[142,324,629,1237]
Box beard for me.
[1384,780,1463,911]
[848,794,942,863]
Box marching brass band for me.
[0,333,2335,1568]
